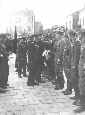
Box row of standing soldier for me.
[15,35,55,86]
[0,43,9,88]
[15,31,82,102]
[15,37,44,86]
[27,38,44,86]
[53,31,81,99]
[0,29,84,105]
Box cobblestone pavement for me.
[0,53,84,115]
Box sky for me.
[0,0,85,31]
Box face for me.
[55,34,60,39]
[69,35,75,43]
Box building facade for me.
[9,9,35,35]
[66,7,85,31]
[34,21,43,34]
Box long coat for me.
[54,38,66,76]
[71,40,81,88]
[79,46,85,95]
[0,44,9,84]
[0,57,9,83]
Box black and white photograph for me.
[0,0,85,114]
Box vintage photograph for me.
[0,0,85,114]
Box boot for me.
[64,90,72,95]
[73,95,85,106]
[27,81,34,86]
[55,84,61,90]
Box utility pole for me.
[83,16,84,27]
[32,15,35,35]
[14,25,17,53]
[69,20,71,30]
[65,22,68,31]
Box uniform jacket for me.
[71,40,81,68]
[63,39,71,68]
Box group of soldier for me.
[0,41,9,88]
[53,30,82,105]
[0,27,85,105]
[15,28,85,105]
[15,34,54,86]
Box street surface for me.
[0,53,84,115]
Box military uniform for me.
[27,41,35,85]
[46,48,55,81]
[27,40,43,86]
[16,39,27,77]
[54,37,65,90]
[63,38,72,94]
[71,39,81,97]
[77,45,85,103]
[0,43,9,87]
[37,40,45,82]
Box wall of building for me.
[34,21,43,34]
[9,9,35,35]
[79,10,85,29]
[66,16,73,30]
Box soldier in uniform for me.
[0,43,9,88]
[70,32,81,98]
[27,39,35,86]
[27,36,43,86]
[45,40,56,81]
[63,34,72,95]
[54,31,65,90]
[75,43,85,105]
[16,38,27,77]
[34,42,43,84]
[36,39,45,83]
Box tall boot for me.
[64,80,72,95]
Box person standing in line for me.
[0,43,9,88]
[73,36,85,105]
[63,34,72,95]
[27,37,38,86]
[36,39,45,83]
[71,32,81,99]
[74,44,85,105]
[45,40,56,82]
[16,38,27,78]
[54,32,65,90]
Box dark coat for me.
[0,44,9,83]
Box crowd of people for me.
[0,26,85,106]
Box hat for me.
[68,30,76,37]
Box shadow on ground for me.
[0,88,9,93]
[74,105,85,114]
